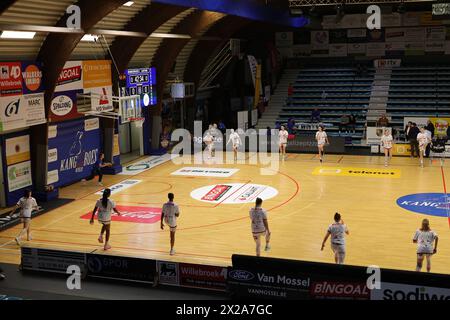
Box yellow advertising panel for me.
[429,117,450,137]
[5,135,30,165]
[113,134,120,157]
[313,167,401,178]
[82,60,112,89]
[392,143,411,156]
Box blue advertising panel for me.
[47,117,101,187]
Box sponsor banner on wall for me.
[347,29,367,42]
[7,160,32,192]
[171,167,239,178]
[430,117,450,136]
[425,41,445,53]
[329,30,347,44]
[49,90,82,122]
[179,263,227,292]
[329,44,348,57]
[403,117,429,129]
[113,134,120,157]
[310,281,370,300]
[47,118,101,187]
[367,127,392,145]
[84,86,113,113]
[403,12,421,27]
[426,26,447,41]
[86,254,156,284]
[95,180,142,195]
[275,32,293,47]
[82,60,112,89]
[47,170,59,185]
[190,183,278,204]
[55,61,83,93]
[157,261,180,286]
[385,42,405,55]
[48,148,58,163]
[367,29,385,42]
[81,205,161,224]
[0,62,22,96]
[347,43,366,56]
[404,27,426,42]
[0,93,46,132]
[21,62,44,94]
[385,28,405,42]
[371,282,450,300]
[5,135,30,166]
[382,13,402,27]
[292,45,311,57]
[374,59,401,68]
[366,43,386,57]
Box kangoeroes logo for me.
[397,193,450,217]
[80,205,161,224]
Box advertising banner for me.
[371,282,450,300]
[367,29,385,42]
[367,127,392,145]
[86,253,156,283]
[275,32,293,47]
[329,44,348,57]
[347,43,366,56]
[21,62,44,94]
[311,30,329,52]
[329,30,347,44]
[403,117,450,136]
[0,62,22,96]
[405,42,425,56]
[82,60,112,89]
[0,93,46,132]
[157,261,180,286]
[179,263,228,291]
[49,90,82,123]
[55,61,83,93]
[374,59,401,68]
[347,29,367,43]
[366,43,386,57]
[385,28,405,42]
[47,117,101,187]
[84,86,113,113]
[7,160,32,192]
[5,135,30,166]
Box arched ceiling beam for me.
[38,0,128,109]
[0,0,17,15]
[109,3,188,73]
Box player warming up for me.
[250,198,271,257]
[90,188,121,251]
[203,129,214,160]
[417,126,431,168]
[161,193,180,256]
[11,189,40,245]
[227,129,242,162]
[316,125,329,163]
[278,125,289,160]
[380,129,393,167]
[413,219,438,273]
[321,212,349,264]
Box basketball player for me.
[321,212,349,264]
[11,189,40,245]
[315,125,329,163]
[249,198,271,257]
[89,188,121,251]
[227,129,242,161]
[203,130,214,159]
[278,125,289,160]
[417,127,431,168]
[83,153,112,186]
[161,193,180,256]
[413,219,438,273]
[380,129,393,167]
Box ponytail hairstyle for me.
[334,212,341,223]
[102,188,111,208]
[421,219,430,232]
[24,189,32,199]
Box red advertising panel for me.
[179,263,228,291]
[0,62,23,96]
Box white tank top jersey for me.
[328,223,348,245]
[162,201,179,227]
[203,134,213,144]
[229,133,241,146]
[316,131,327,145]
[279,130,288,144]
[95,199,116,223]
[17,197,38,218]
[413,229,438,254]
[249,207,268,234]
[380,134,393,149]
[417,132,428,146]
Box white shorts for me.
[252,230,269,240]
[233,144,240,149]
[331,243,346,254]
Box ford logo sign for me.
[229,270,254,281]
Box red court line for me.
[440,165,450,228]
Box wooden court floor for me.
[0,153,449,275]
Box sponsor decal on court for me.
[179,263,227,292]
[312,167,401,178]
[119,154,174,176]
[310,281,370,300]
[171,167,239,178]
[371,282,450,300]
[157,261,179,286]
[95,179,142,195]
[397,193,450,217]
[191,183,278,204]
[80,205,161,224]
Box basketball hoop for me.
[130,117,145,128]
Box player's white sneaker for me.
[265,244,271,252]
[170,249,175,256]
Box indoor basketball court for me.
[1,153,449,275]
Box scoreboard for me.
[125,68,157,106]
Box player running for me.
[380,129,393,167]
[278,125,289,160]
[316,125,329,163]
[417,126,431,168]
[90,188,121,251]
[321,212,349,264]
[11,189,40,245]
[203,129,214,159]
[227,129,242,161]
[413,219,438,273]
[161,193,180,256]
[249,198,271,257]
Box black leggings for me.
[88,168,103,182]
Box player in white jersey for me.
[161,193,180,255]
[321,212,349,264]
[249,198,271,256]
[10,189,40,245]
[203,130,214,159]
[227,129,242,161]
[380,129,394,167]
[278,125,289,160]
[315,125,329,163]
[413,219,438,273]
[90,188,121,251]
[417,127,431,168]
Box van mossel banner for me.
[47,117,101,187]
